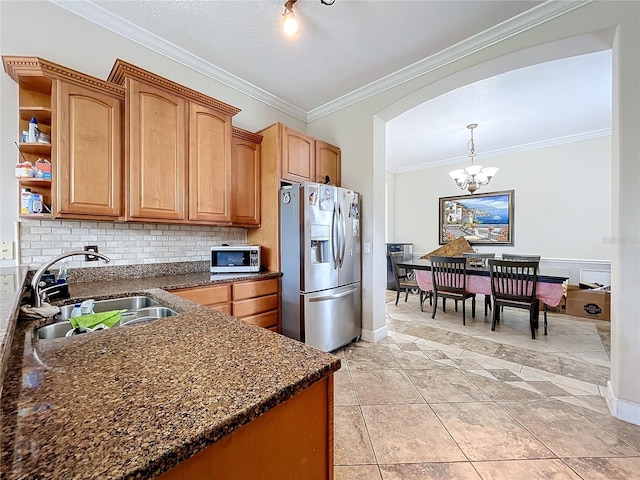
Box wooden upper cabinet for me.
[281,125,315,183]
[108,59,242,225]
[127,78,187,221]
[231,128,262,226]
[189,102,232,223]
[315,140,341,187]
[55,81,122,217]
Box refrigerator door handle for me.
[309,286,359,302]
[339,202,347,267]
[331,203,340,270]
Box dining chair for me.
[499,254,547,330]
[462,252,495,316]
[489,259,540,339]
[430,255,475,325]
[389,252,430,310]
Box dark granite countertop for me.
[1,269,340,479]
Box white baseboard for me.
[360,325,388,343]
[604,381,640,426]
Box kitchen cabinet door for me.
[55,81,123,217]
[315,140,341,187]
[189,102,232,223]
[281,125,315,183]
[127,78,187,221]
[231,136,261,226]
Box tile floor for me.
[332,291,640,479]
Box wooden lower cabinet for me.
[170,277,280,331]
[170,284,230,314]
[157,374,334,480]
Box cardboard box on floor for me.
[565,285,611,321]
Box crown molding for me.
[50,0,590,124]
[308,0,591,121]
[390,128,611,174]
[49,0,308,121]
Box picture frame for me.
[439,190,514,245]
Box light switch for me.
[0,241,14,260]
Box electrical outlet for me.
[84,245,99,261]
[0,274,15,293]
[0,241,14,260]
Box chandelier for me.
[448,124,498,194]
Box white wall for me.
[384,170,395,243]
[392,136,612,260]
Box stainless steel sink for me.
[56,296,160,320]
[36,297,177,340]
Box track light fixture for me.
[282,0,336,36]
[282,0,299,36]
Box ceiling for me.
[52,0,611,171]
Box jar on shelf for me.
[21,188,32,214]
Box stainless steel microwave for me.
[211,245,261,273]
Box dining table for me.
[396,259,568,309]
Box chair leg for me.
[429,291,433,306]
[544,304,548,335]
[462,297,466,326]
[395,289,400,306]
[484,294,491,317]
[472,296,476,319]
[443,298,447,313]
[404,288,409,303]
[495,301,500,325]
[455,299,458,312]
[530,309,536,339]
[491,304,497,331]
[431,293,438,319]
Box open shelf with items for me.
[4,56,126,220]
[14,73,53,218]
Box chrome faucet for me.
[31,250,111,307]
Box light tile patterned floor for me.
[332,291,640,480]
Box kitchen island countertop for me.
[0,270,340,479]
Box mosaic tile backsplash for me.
[19,219,247,269]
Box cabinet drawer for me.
[242,311,278,329]
[233,293,278,318]
[172,284,230,305]
[233,278,278,301]
[210,303,231,315]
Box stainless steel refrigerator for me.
[280,182,361,352]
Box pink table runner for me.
[415,270,564,307]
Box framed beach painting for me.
[439,190,514,245]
